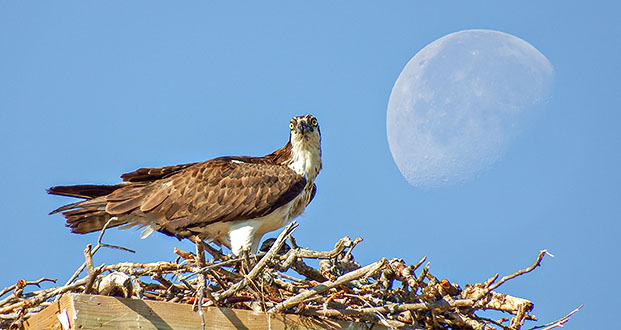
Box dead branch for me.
[0,278,56,301]
[0,278,56,308]
[0,277,88,315]
[55,218,134,302]
[527,304,583,330]
[486,250,554,292]
[269,257,387,314]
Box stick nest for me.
[0,222,580,330]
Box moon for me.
[386,29,554,188]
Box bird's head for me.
[289,115,321,147]
[287,115,322,177]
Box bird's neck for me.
[288,139,322,182]
[264,138,322,182]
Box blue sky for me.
[1,2,619,328]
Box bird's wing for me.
[120,162,199,182]
[308,183,317,206]
[105,159,306,235]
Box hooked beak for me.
[297,121,313,134]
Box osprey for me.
[49,115,322,255]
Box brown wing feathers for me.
[120,162,198,182]
[148,160,306,233]
[49,159,306,238]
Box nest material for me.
[0,222,579,330]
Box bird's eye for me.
[289,122,295,130]
[311,118,317,126]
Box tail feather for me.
[68,214,128,234]
[48,183,156,235]
[49,200,85,215]
[48,184,133,234]
[48,184,125,199]
[63,205,103,216]
[49,194,113,215]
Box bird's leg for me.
[240,249,252,275]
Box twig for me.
[207,269,230,291]
[412,256,427,272]
[276,236,353,282]
[289,235,299,249]
[98,243,136,254]
[290,259,328,282]
[201,241,228,261]
[151,273,174,290]
[527,304,583,330]
[342,237,363,261]
[476,315,512,330]
[444,311,496,330]
[487,250,553,292]
[0,277,56,297]
[55,218,134,301]
[299,297,474,317]
[269,257,387,314]
[172,272,195,292]
[275,272,304,283]
[0,278,56,307]
[180,253,265,282]
[82,244,98,294]
[281,236,352,266]
[103,262,192,275]
[414,262,430,292]
[0,277,88,314]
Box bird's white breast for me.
[226,199,294,255]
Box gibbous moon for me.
[386,29,554,188]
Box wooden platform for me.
[23,293,387,329]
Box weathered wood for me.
[23,293,388,330]
[22,301,64,330]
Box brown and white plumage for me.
[49,115,322,255]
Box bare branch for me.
[487,250,553,292]
[269,257,387,314]
[528,304,583,330]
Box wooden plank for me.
[24,294,389,330]
[22,300,64,330]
